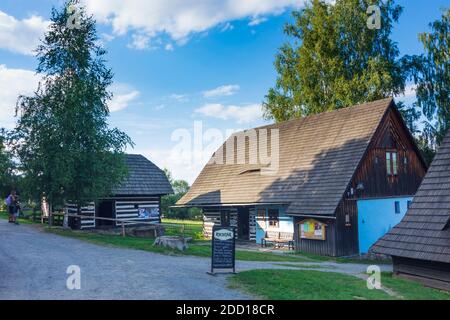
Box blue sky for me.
[0,0,448,183]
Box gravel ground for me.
[0,220,251,300]
[0,220,392,300]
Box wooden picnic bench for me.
[261,231,295,250]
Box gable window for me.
[394,201,401,214]
[268,209,279,228]
[386,151,398,176]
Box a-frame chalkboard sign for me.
[209,225,236,275]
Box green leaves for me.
[263,0,405,122]
[10,0,133,207]
[161,169,201,220]
[409,9,449,147]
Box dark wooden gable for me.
[372,129,450,266]
[346,106,427,199]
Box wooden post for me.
[122,222,126,237]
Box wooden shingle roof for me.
[371,130,450,263]
[112,154,173,196]
[177,98,394,216]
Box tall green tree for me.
[10,0,133,210]
[161,169,201,220]
[407,9,449,148]
[0,129,15,198]
[263,0,405,121]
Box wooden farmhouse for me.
[371,130,450,291]
[177,98,427,256]
[66,154,173,229]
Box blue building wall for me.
[357,197,412,254]
[255,205,294,244]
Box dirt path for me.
[0,220,250,300]
[0,220,393,300]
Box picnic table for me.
[261,231,295,250]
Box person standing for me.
[13,194,20,225]
[5,190,17,224]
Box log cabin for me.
[66,154,173,229]
[176,98,427,256]
[371,130,450,291]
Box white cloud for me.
[203,84,240,98]
[134,147,203,184]
[402,84,417,99]
[0,10,49,55]
[221,22,234,32]
[195,103,262,123]
[101,33,115,42]
[127,33,151,50]
[394,84,417,105]
[83,0,304,47]
[165,43,174,51]
[0,65,39,129]
[248,16,268,26]
[109,84,140,112]
[169,93,188,102]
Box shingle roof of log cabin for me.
[371,130,450,264]
[113,154,173,196]
[177,98,425,216]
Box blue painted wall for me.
[357,197,412,253]
[255,205,294,244]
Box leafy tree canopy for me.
[0,129,15,198]
[10,0,133,208]
[263,0,405,122]
[405,9,449,148]
[161,169,201,220]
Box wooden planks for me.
[178,98,396,217]
[372,130,450,264]
[115,198,160,226]
[203,207,256,241]
[66,202,96,229]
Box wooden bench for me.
[261,231,295,250]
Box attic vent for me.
[238,169,261,175]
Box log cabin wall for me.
[334,107,427,256]
[202,207,238,239]
[346,108,427,199]
[202,207,256,240]
[114,197,161,227]
[393,256,450,291]
[249,207,256,241]
[66,202,96,229]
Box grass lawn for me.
[229,269,392,300]
[46,228,313,262]
[380,272,450,300]
[296,251,392,265]
[229,269,450,300]
[161,218,204,240]
[0,210,35,225]
[162,218,202,225]
[0,211,391,265]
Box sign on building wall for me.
[299,219,326,241]
[138,207,159,219]
[210,226,236,274]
